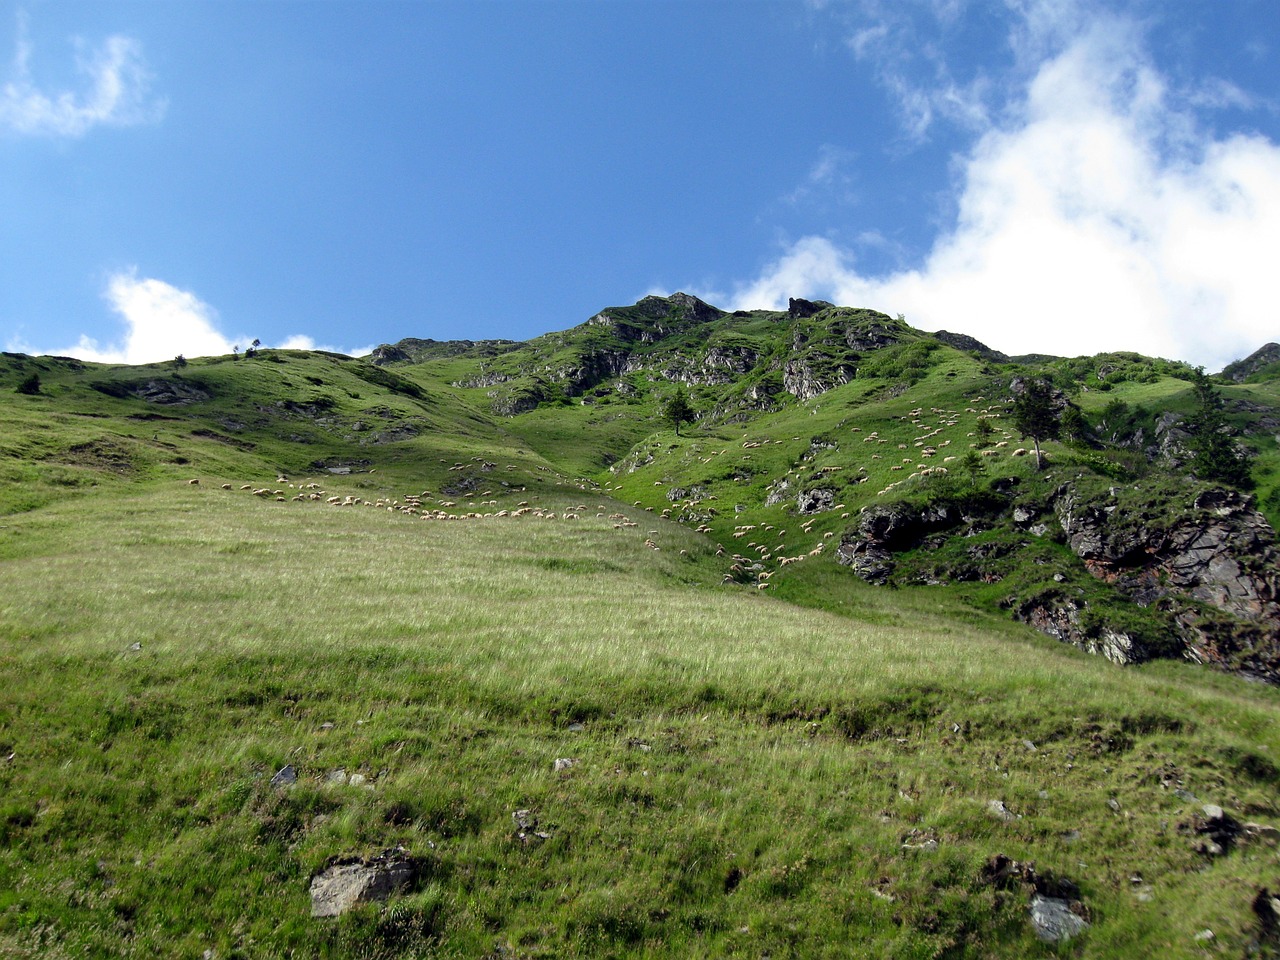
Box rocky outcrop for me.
[1222,342,1280,382]
[125,378,213,405]
[835,482,1280,679]
[1054,484,1280,678]
[931,330,1009,362]
[1005,592,1140,665]
[370,337,518,366]
[788,297,824,318]
[1055,486,1280,624]
[783,358,853,401]
[836,502,960,584]
[842,316,905,352]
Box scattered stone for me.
[348,773,367,788]
[319,722,335,731]
[552,758,576,772]
[1253,887,1280,942]
[309,848,418,918]
[1193,929,1214,942]
[566,722,585,733]
[512,809,552,844]
[1107,798,1122,812]
[1245,822,1280,845]
[1182,804,1244,857]
[982,854,1090,943]
[900,828,938,852]
[987,799,1017,822]
[326,769,348,785]
[1021,739,1037,752]
[270,765,297,788]
[1174,788,1199,803]
[1030,895,1090,943]
[1060,830,1081,843]
[127,642,142,652]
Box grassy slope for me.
[2,341,1280,957]
[4,485,1280,959]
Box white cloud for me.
[69,273,239,364]
[25,272,369,364]
[0,13,165,137]
[724,4,1280,371]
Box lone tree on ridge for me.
[1010,377,1061,470]
[663,386,695,436]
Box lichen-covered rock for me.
[310,849,418,917]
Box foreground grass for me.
[2,484,1280,958]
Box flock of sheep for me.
[183,396,1029,593]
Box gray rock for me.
[1173,788,1199,802]
[1030,894,1090,943]
[270,765,297,788]
[310,850,417,918]
[1107,798,1122,812]
[1202,803,1224,821]
[553,758,576,772]
[797,487,836,515]
[988,799,1017,822]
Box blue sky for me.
[2,0,1278,370]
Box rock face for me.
[310,849,419,917]
[836,482,1280,680]
[1222,342,1280,382]
[1054,484,1280,678]
[836,502,959,585]
[1007,593,1140,665]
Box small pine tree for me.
[663,386,695,436]
[1010,377,1061,470]
[960,449,985,489]
[15,372,40,395]
[1185,368,1253,489]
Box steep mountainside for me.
[370,293,1280,681]
[4,293,1278,683]
[6,298,1280,957]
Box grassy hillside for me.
[4,484,1280,958]
[2,304,1280,957]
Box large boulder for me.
[310,849,419,918]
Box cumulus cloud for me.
[0,13,165,137]
[725,3,1280,370]
[28,272,369,364]
[57,273,238,364]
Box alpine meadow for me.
[3,293,1280,959]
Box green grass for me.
[3,483,1280,958]
[3,305,1280,957]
